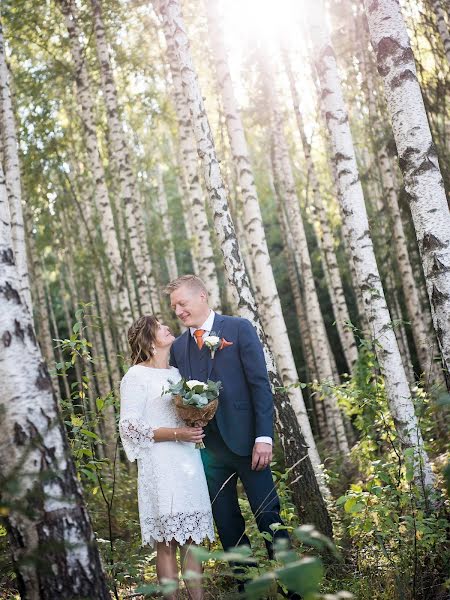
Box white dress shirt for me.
[191,310,272,446]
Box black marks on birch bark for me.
[35,364,52,391]
[1,247,14,266]
[422,232,447,253]
[391,69,417,88]
[0,281,21,304]
[375,37,415,77]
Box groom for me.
[166,275,293,573]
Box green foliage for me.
[322,346,450,600]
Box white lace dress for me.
[119,365,215,548]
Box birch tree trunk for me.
[31,251,62,402]
[133,193,162,316]
[204,0,324,460]
[357,25,444,387]
[0,19,32,313]
[282,47,358,373]
[378,146,444,384]
[57,0,131,346]
[156,165,179,281]
[0,162,110,599]
[90,0,153,315]
[270,102,349,455]
[164,30,221,309]
[156,0,332,529]
[307,0,434,489]
[364,0,450,388]
[430,0,450,65]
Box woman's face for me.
[154,322,175,349]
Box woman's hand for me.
[175,427,205,443]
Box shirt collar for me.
[190,309,215,337]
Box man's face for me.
[170,284,209,328]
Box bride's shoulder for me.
[121,365,144,385]
[169,366,182,379]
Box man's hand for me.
[251,442,273,471]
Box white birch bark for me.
[30,249,62,402]
[270,103,349,455]
[378,146,444,383]
[0,20,32,313]
[90,0,153,315]
[156,165,179,281]
[430,0,450,65]
[269,167,319,384]
[57,0,131,342]
[308,0,434,488]
[133,193,162,316]
[156,0,333,524]
[164,31,221,309]
[282,48,358,373]
[365,0,450,387]
[205,0,323,456]
[0,161,110,598]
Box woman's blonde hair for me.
[127,315,159,365]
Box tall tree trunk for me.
[270,101,349,455]
[308,0,435,489]
[378,146,444,384]
[30,250,61,402]
[57,0,131,348]
[90,0,153,315]
[156,165,179,281]
[204,0,325,463]
[156,0,332,529]
[365,0,450,388]
[356,19,445,387]
[44,272,71,401]
[0,19,32,313]
[133,192,162,316]
[164,29,221,309]
[282,47,358,373]
[0,161,110,599]
[430,0,450,65]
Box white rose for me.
[186,379,207,390]
[204,335,220,346]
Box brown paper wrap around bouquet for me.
[174,394,218,428]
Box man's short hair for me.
[164,274,208,296]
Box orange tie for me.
[194,329,206,350]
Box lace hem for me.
[119,418,154,462]
[141,510,215,547]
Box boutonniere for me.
[204,333,233,358]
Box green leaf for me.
[80,429,99,440]
[294,525,339,557]
[344,497,357,512]
[134,583,160,595]
[71,415,83,427]
[80,468,97,482]
[245,572,276,599]
[96,397,105,411]
[277,556,323,597]
[348,502,365,513]
[73,322,81,334]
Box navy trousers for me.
[202,418,289,560]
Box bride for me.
[119,315,214,600]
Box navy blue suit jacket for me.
[169,313,274,456]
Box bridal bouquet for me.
[166,378,222,448]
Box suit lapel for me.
[182,330,192,379]
[207,313,225,379]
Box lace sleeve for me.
[119,375,154,462]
